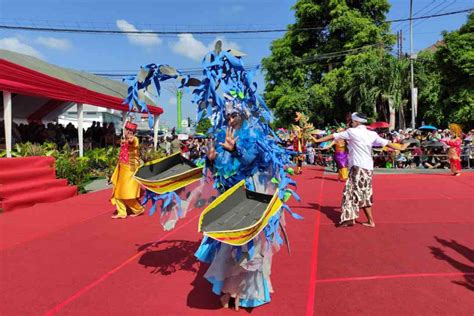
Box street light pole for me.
[409,0,417,129]
[176,89,183,133]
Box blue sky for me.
[0,0,472,128]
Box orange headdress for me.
[448,123,462,138]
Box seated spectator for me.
[385,156,393,168]
[432,130,442,141]
[12,122,22,145]
[423,150,442,169]
[171,135,180,154]
[405,151,414,168]
[181,140,190,159]
[411,146,423,168]
[396,152,407,168]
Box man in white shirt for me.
[313,113,408,227]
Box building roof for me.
[424,40,445,53]
[0,49,163,115]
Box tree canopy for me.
[263,2,473,130]
[435,12,474,128]
[415,12,474,129]
[262,0,394,126]
[195,117,212,134]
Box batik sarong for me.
[340,166,373,223]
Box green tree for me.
[381,55,409,130]
[414,13,473,129]
[195,118,212,134]
[262,0,394,126]
[342,49,385,117]
[342,51,409,129]
[415,50,443,126]
[435,12,474,128]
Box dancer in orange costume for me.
[110,121,144,219]
[291,112,317,175]
[292,127,306,175]
[441,123,463,176]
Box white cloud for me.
[170,33,208,61]
[36,37,72,50]
[170,34,241,61]
[0,37,43,59]
[116,19,162,47]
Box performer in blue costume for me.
[127,42,301,311]
[197,99,281,310]
[206,101,265,192]
[189,45,302,310]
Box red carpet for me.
[0,189,113,250]
[0,156,77,212]
[0,167,473,315]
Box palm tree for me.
[343,51,409,128]
[343,52,383,117]
[381,57,409,130]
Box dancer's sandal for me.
[129,210,145,217]
[220,293,230,308]
[111,214,127,219]
[234,295,240,312]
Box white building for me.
[58,104,123,134]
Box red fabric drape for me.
[27,99,66,123]
[0,59,163,115]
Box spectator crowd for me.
[302,127,474,170]
[1,120,473,170]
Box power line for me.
[397,0,461,53]
[401,1,459,34]
[86,45,380,74]
[0,8,471,35]
[0,18,287,32]
[392,0,439,31]
[92,44,382,80]
[412,0,458,29]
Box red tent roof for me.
[0,50,163,115]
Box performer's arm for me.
[317,140,335,150]
[440,138,459,147]
[386,142,409,151]
[314,127,353,144]
[312,134,335,143]
[206,139,217,162]
[210,126,259,169]
[232,139,258,167]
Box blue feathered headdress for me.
[123,64,179,128]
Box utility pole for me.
[409,0,417,129]
[400,29,403,58]
[396,31,400,58]
[176,89,183,133]
[398,28,405,129]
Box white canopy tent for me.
[0,49,163,157]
